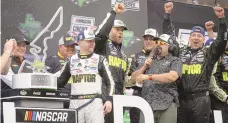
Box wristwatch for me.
[148,74,153,80]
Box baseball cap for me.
[153,34,174,45]
[59,33,77,46]
[11,33,30,45]
[143,28,158,38]
[77,29,101,41]
[190,26,205,36]
[113,20,128,30]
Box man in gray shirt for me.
[131,34,182,123]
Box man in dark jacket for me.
[163,2,227,123]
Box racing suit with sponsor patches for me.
[94,10,129,123]
[163,13,228,123]
[210,51,228,123]
[57,53,115,123]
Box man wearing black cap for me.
[57,29,114,123]
[132,34,182,123]
[1,39,17,75]
[45,32,76,74]
[163,2,228,123]
[1,33,31,90]
[127,28,158,123]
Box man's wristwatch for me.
[148,74,153,80]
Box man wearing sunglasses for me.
[127,28,158,123]
[163,2,228,123]
[131,34,182,123]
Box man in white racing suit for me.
[57,29,115,123]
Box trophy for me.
[12,6,64,90]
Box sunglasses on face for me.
[156,41,167,45]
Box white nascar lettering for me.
[57,112,63,121]
[47,112,52,121]
[36,111,42,121]
[35,111,68,122]
[63,113,68,122]
[52,112,57,121]
[41,112,47,121]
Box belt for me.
[179,91,209,100]
[70,94,101,99]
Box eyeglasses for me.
[156,41,167,45]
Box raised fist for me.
[164,2,173,13]
[113,3,125,14]
[213,6,225,18]
[205,21,215,31]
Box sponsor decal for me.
[111,0,140,11]
[77,63,82,67]
[90,67,97,71]
[20,90,27,96]
[60,92,69,97]
[32,91,41,96]
[16,108,76,123]
[91,57,98,61]
[70,15,95,36]
[45,92,56,96]
[72,58,80,63]
[71,0,99,7]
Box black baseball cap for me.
[59,33,77,46]
[11,33,30,45]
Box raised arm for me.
[94,3,125,54]
[206,6,227,66]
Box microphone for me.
[149,46,162,60]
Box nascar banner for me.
[15,107,76,123]
[70,15,95,35]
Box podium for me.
[1,89,77,123]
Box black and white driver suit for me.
[57,53,115,123]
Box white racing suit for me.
[57,53,115,123]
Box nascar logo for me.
[24,111,68,122]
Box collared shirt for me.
[142,53,182,111]
[45,52,67,74]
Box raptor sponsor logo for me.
[72,74,96,83]
[182,64,202,75]
[109,55,127,71]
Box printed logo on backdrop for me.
[71,0,99,7]
[16,108,76,123]
[123,30,141,48]
[19,14,43,40]
[111,0,140,11]
[178,28,217,47]
[70,15,95,37]
[18,6,64,74]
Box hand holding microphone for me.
[143,46,162,69]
